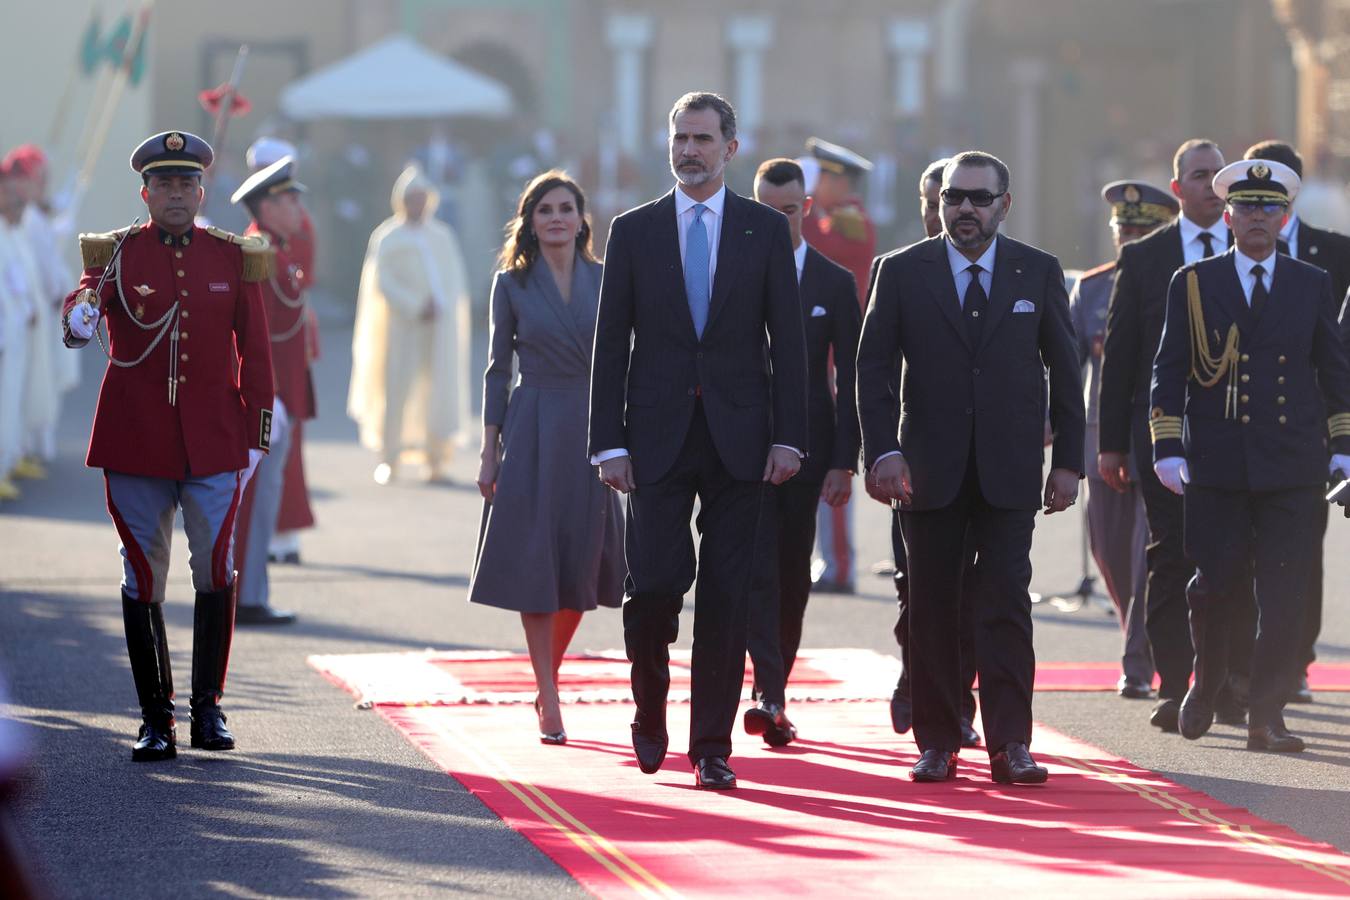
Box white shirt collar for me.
[945,234,998,278]
[1179,214,1226,248]
[1233,245,1277,277]
[793,239,808,278]
[674,183,726,219]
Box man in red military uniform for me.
[230,156,310,625]
[62,131,273,761]
[245,137,317,563]
[799,137,876,593]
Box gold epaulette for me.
[1149,407,1184,443]
[78,227,134,269]
[827,205,868,242]
[1330,413,1350,439]
[205,226,275,282]
[1186,268,1241,418]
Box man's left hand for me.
[762,447,801,485]
[821,469,852,507]
[1043,467,1079,514]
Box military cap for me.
[805,137,873,177]
[246,136,298,171]
[1101,180,1178,227]
[1213,158,1300,205]
[130,130,213,177]
[230,156,306,207]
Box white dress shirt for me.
[675,183,725,296]
[1178,215,1228,266]
[1280,214,1300,261]
[793,238,808,284]
[1233,246,1277,305]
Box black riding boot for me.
[122,593,176,761]
[190,583,237,750]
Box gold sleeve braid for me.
[1330,413,1350,439]
[1186,268,1241,419]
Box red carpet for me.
[308,649,1350,706]
[310,651,1350,897]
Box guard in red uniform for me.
[231,156,309,625]
[799,137,876,593]
[62,131,273,761]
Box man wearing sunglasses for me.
[858,151,1084,784]
[1149,159,1350,753]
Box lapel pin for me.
[1310,246,1318,255]
[745,229,753,234]
[1015,268,1022,274]
[133,284,155,296]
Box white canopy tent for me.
[279,35,513,121]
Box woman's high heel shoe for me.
[534,697,567,745]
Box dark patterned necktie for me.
[1199,231,1216,259]
[1250,264,1268,319]
[964,264,988,345]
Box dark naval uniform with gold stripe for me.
[1150,248,1350,733]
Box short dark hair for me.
[1244,140,1303,179]
[943,151,1009,194]
[754,158,804,190]
[920,158,950,190]
[1173,139,1220,180]
[669,92,737,142]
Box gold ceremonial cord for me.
[1186,269,1240,419]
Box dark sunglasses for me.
[1228,200,1288,216]
[940,188,1005,208]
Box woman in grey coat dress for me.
[470,171,624,744]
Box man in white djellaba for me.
[348,164,470,484]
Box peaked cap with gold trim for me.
[1213,158,1300,205]
[130,130,214,178]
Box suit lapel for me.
[649,191,698,338]
[976,238,1021,352]
[920,237,970,351]
[704,189,746,333]
[530,258,588,359]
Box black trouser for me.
[623,402,772,764]
[1300,503,1329,670]
[1131,410,1258,699]
[1183,484,1321,729]
[892,509,977,720]
[901,457,1036,754]
[748,476,823,707]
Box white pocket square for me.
[810,305,828,317]
[1012,299,1036,313]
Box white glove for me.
[1330,454,1350,481]
[241,448,265,489]
[1154,457,1189,495]
[68,302,99,340]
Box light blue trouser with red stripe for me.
[104,470,243,604]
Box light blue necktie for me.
[685,203,710,338]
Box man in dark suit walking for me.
[742,158,860,747]
[1242,140,1350,705]
[589,92,808,790]
[858,151,1084,784]
[1099,139,1254,734]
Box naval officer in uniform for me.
[62,131,274,760]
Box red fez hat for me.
[1,144,47,178]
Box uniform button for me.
[174,251,183,259]
[696,352,703,359]
[179,332,187,340]
[1240,374,1250,383]
[972,367,981,375]
[1279,415,1287,424]
[180,310,189,318]
[971,310,980,318]
[1240,394,1249,403]
[176,269,185,277]
[1240,353,1250,363]
[1278,355,1287,364]
[1277,396,1286,405]
[180,289,188,297]
[180,353,188,362]
[1241,414,1251,424]
[178,375,186,383]
[965,407,973,415]
[1277,376,1285,384]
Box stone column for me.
[888,18,931,117]
[726,14,774,151]
[1008,58,1049,244]
[605,13,655,160]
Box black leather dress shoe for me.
[632,724,668,774]
[1149,698,1180,733]
[909,749,957,782]
[694,756,737,789]
[1117,677,1153,700]
[744,701,796,747]
[189,704,235,751]
[890,689,913,734]
[1288,676,1313,705]
[1247,724,1306,753]
[235,604,297,626]
[132,719,177,762]
[1178,689,1214,740]
[960,718,981,748]
[1214,688,1247,727]
[990,742,1048,785]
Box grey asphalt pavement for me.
[3,318,1348,897]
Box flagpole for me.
[203,45,250,191]
[46,0,101,148]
